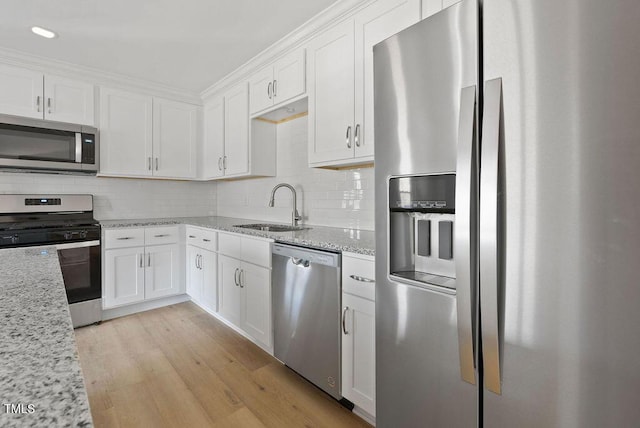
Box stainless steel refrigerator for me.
[373,0,640,426]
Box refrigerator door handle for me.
[480,77,503,395]
[455,85,477,386]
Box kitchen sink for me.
[234,223,311,232]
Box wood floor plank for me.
[145,369,216,427]
[211,407,267,428]
[76,302,371,428]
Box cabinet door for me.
[342,293,376,416]
[223,82,249,176]
[240,263,272,349]
[104,247,145,308]
[145,244,181,300]
[354,0,421,160]
[201,250,218,312]
[249,67,274,114]
[421,0,442,18]
[0,64,43,119]
[152,98,197,179]
[218,255,242,326]
[272,48,306,107]
[186,245,203,302]
[44,75,95,126]
[202,96,225,179]
[307,19,356,165]
[99,87,153,176]
[308,20,354,164]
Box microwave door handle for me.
[75,133,82,163]
[455,85,478,386]
[480,78,503,395]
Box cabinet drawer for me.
[145,226,180,246]
[241,236,272,268]
[104,228,145,249]
[218,232,242,259]
[186,226,217,251]
[342,253,375,301]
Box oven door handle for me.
[54,240,101,250]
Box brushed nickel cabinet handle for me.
[346,126,352,149]
[148,157,152,171]
[116,237,134,240]
[342,307,349,335]
[239,269,244,288]
[139,254,143,268]
[234,268,239,286]
[273,80,277,97]
[267,81,272,99]
[349,274,374,283]
[155,157,159,171]
[223,156,227,170]
[154,234,170,238]
[203,238,211,242]
[36,95,41,112]
[354,124,361,147]
[218,157,222,171]
[147,253,151,267]
[188,235,196,239]
[47,97,52,114]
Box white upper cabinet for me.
[249,48,306,115]
[0,64,94,125]
[307,19,356,165]
[308,0,420,168]
[99,87,154,177]
[100,87,198,179]
[421,0,460,19]
[200,83,276,181]
[153,97,197,179]
[202,95,225,179]
[224,82,250,177]
[44,74,95,125]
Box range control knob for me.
[80,230,88,239]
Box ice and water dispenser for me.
[388,174,456,290]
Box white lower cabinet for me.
[104,247,146,307]
[342,252,376,417]
[217,232,273,351]
[185,227,218,312]
[103,226,182,309]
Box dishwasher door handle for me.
[291,257,310,268]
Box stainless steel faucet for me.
[268,183,301,227]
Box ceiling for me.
[1,0,338,94]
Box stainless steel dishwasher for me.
[272,243,343,401]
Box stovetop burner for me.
[0,194,99,248]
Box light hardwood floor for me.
[75,302,371,428]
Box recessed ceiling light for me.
[31,26,57,39]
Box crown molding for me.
[0,46,201,104]
[200,0,373,100]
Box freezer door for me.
[374,0,479,426]
[482,0,640,426]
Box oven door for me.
[55,240,101,304]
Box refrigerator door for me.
[374,0,478,426]
[482,0,640,426]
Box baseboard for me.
[191,299,274,356]
[102,294,191,320]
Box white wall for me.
[0,173,216,220]
[216,116,375,230]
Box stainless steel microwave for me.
[0,114,98,174]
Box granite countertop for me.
[100,216,376,256]
[0,247,93,428]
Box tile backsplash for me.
[0,173,216,220]
[0,117,374,229]
[216,116,375,230]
